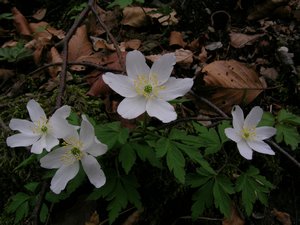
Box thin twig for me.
[90,2,126,73]
[266,139,300,169]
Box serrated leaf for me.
[39,203,48,223]
[14,201,29,224]
[67,111,80,126]
[199,128,222,155]
[277,109,300,125]
[155,137,171,157]
[6,192,30,213]
[119,143,136,174]
[217,121,231,144]
[275,123,300,150]
[258,112,275,127]
[169,128,200,147]
[24,182,39,193]
[166,146,186,183]
[132,142,162,168]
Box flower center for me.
[134,74,165,99]
[32,116,50,134]
[70,147,83,160]
[241,127,256,140]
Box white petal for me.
[9,119,35,134]
[49,114,75,138]
[159,77,193,101]
[224,128,242,142]
[247,140,275,155]
[117,96,147,119]
[80,115,95,149]
[40,147,68,169]
[255,127,277,140]
[103,73,137,97]
[6,133,39,148]
[44,134,59,151]
[52,105,71,118]
[150,53,176,85]
[81,155,106,188]
[231,105,244,131]
[146,98,177,123]
[84,138,107,157]
[244,106,263,128]
[63,129,80,146]
[237,141,253,160]
[27,99,46,122]
[126,50,150,80]
[31,136,47,154]
[50,162,79,194]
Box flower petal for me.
[255,127,277,140]
[49,114,75,138]
[9,119,35,134]
[146,98,177,123]
[40,147,69,169]
[244,106,263,128]
[150,53,176,85]
[81,155,106,188]
[84,138,107,157]
[80,115,95,149]
[224,128,242,142]
[231,105,244,131]
[159,77,193,101]
[247,140,275,155]
[103,73,137,97]
[237,141,253,160]
[117,96,147,119]
[27,99,46,122]
[44,134,59,151]
[126,50,150,80]
[6,133,39,148]
[31,135,47,154]
[50,162,79,194]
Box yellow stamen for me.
[133,74,165,99]
[241,127,256,140]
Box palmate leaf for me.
[236,166,274,216]
[131,142,162,168]
[166,146,186,183]
[275,124,300,150]
[119,143,136,174]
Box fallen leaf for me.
[85,211,100,225]
[205,41,223,51]
[174,49,193,68]
[202,60,266,113]
[32,8,47,20]
[260,67,279,80]
[12,7,31,36]
[222,205,245,225]
[169,31,186,48]
[271,208,292,225]
[0,69,15,88]
[122,209,144,225]
[48,47,63,78]
[198,46,208,63]
[124,39,141,50]
[86,73,111,97]
[230,32,265,48]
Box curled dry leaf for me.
[12,7,31,36]
[203,60,266,113]
[86,72,111,97]
[48,47,63,78]
[230,32,265,48]
[174,49,193,68]
[222,205,245,225]
[32,8,47,20]
[271,208,292,225]
[85,211,99,225]
[122,209,144,225]
[169,31,186,48]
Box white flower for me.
[6,99,75,154]
[224,105,276,160]
[103,50,193,123]
[40,115,107,194]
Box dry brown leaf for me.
[85,211,100,225]
[230,32,264,48]
[32,8,47,20]
[222,205,245,225]
[260,67,279,80]
[48,47,63,78]
[203,60,266,113]
[86,72,111,97]
[68,25,93,62]
[12,7,31,36]
[174,49,193,68]
[169,31,186,48]
[122,209,143,225]
[124,39,141,50]
[0,69,15,88]
[271,208,292,225]
[198,46,208,63]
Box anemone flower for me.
[103,50,193,123]
[6,99,74,154]
[224,105,276,160]
[40,115,107,194]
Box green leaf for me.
[95,122,129,149]
[197,126,222,155]
[24,182,40,193]
[155,137,171,158]
[6,192,30,213]
[39,203,48,223]
[0,13,13,20]
[275,123,300,150]
[119,143,136,174]
[66,166,86,194]
[14,154,37,171]
[277,109,300,125]
[108,0,144,8]
[67,111,80,126]
[166,146,186,183]
[213,176,234,218]
[217,121,231,144]
[132,142,162,168]
[235,166,273,216]
[258,112,275,127]
[14,201,29,224]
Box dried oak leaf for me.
[271,209,292,225]
[230,32,265,48]
[222,205,245,225]
[169,31,186,48]
[12,7,31,36]
[68,25,94,71]
[48,47,63,78]
[203,60,266,113]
